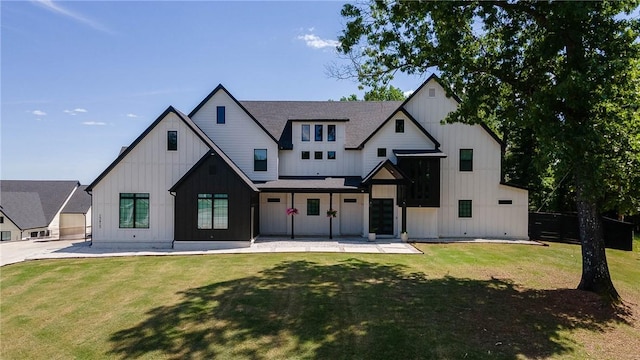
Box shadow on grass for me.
[109,259,628,359]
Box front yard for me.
[1,240,638,359]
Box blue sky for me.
[2,1,425,184]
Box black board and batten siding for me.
[529,212,634,251]
[172,152,258,241]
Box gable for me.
[359,108,440,150]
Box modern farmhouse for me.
[86,75,528,249]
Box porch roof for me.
[393,149,448,158]
[256,177,364,193]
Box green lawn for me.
[1,241,638,360]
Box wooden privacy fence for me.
[529,212,634,251]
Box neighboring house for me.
[59,185,92,240]
[0,180,89,241]
[87,74,528,249]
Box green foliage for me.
[339,84,407,101]
[338,0,640,216]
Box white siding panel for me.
[406,208,438,238]
[190,90,278,181]
[259,193,288,235]
[361,112,437,178]
[340,194,364,235]
[91,112,209,248]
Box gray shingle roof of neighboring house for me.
[240,101,403,149]
[61,185,91,214]
[0,180,79,230]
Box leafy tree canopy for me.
[337,0,640,301]
[339,84,407,101]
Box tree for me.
[337,0,640,302]
[339,85,407,101]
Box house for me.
[0,180,90,241]
[86,75,528,249]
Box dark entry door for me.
[370,199,394,235]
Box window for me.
[315,125,323,141]
[167,131,177,151]
[428,87,436,97]
[267,198,281,203]
[377,148,387,157]
[254,149,267,171]
[216,106,225,124]
[344,198,357,203]
[0,216,3,224]
[398,158,440,207]
[1,231,10,241]
[395,119,404,133]
[459,200,472,218]
[307,199,320,215]
[197,194,212,229]
[328,125,336,141]
[498,200,513,205]
[301,124,310,141]
[460,149,473,171]
[327,151,336,160]
[301,151,310,159]
[314,151,323,160]
[198,194,229,229]
[119,193,149,228]
[30,231,38,238]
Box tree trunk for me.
[575,182,620,303]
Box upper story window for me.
[301,151,310,159]
[0,216,4,224]
[315,125,323,141]
[327,151,336,160]
[377,148,387,157]
[301,124,310,141]
[167,131,177,151]
[395,119,404,133]
[254,149,267,171]
[459,149,473,171]
[328,125,336,141]
[216,106,225,124]
[314,151,323,160]
[119,193,149,228]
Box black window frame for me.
[377,148,387,157]
[314,151,323,160]
[301,124,310,141]
[216,106,225,124]
[254,149,267,171]
[327,151,336,160]
[458,200,472,218]
[167,130,178,151]
[119,193,150,229]
[1,231,10,241]
[460,149,473,171]
[395,119,404,133]
[301,151,310,159]
[315,125,323,141]
[398,158,441,207]
[327,124,336,141]
[307,199,320,216]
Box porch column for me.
[329,192,333,239]
[291,192,295,239]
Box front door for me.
[370,199,394,235]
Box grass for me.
[1,241,639,359]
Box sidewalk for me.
[1,237,421,266]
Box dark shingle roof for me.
[240,101,403,149]
[61,185,91,214]
[0,180,79,230]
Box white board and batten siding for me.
[403,78,529,239]
[190,90,278,182]
[91,112,210,248]
[279,122,362,177]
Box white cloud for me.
[64,108,88,115]
[403,90,415,97]
[32,110,47,116]
[126,113,139,118]
[82,121,106,126]
[33,0,114,34]
[297,34,340,49]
